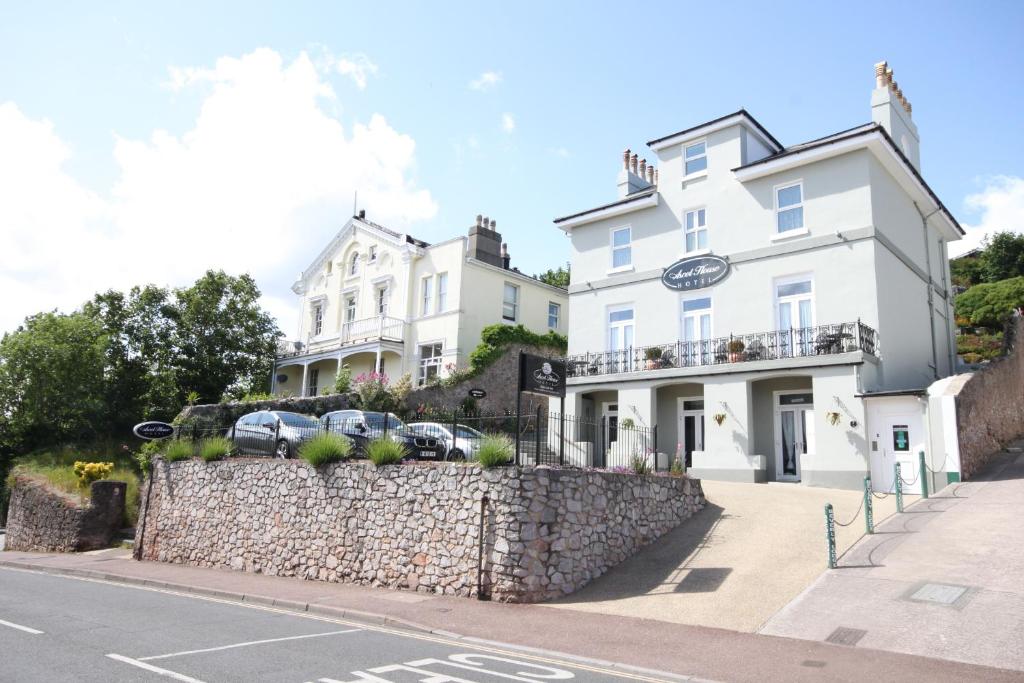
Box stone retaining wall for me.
[956,315,1024,479]
[5,476,127,552]
[136,459,703,602]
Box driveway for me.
[545,479,910,632]
[760,444,1024,671]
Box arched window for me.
[349,252,360,276]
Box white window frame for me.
[344,295,357,323]
[307,368,319,397]
[679,293,714,343]
[548,302,561,329]
[683,207,709,255]
[417,342,444,386]
[421,276,433,316]
[436,272,448,313]
[609,226,633,273]
[502,282,520,322]
[684,140,708,177]
[773,180,807,239]
[312,303,324,336]
[376,286,388,316]
[607,304,636,352]
[349,252,360,276]
[368,245,378,262]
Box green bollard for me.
[863,476,874,534]
[824,503,837,569]
[919,450,929,499]
[894,462,904,513]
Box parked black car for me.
[319,410,445,460]
[230,410,321,459]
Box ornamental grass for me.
[299,432,353,467]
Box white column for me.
[375,345,383,376]
[301,363,310,397]
[693,377,761,482]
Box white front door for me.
[775,391,814,481]
[776,278,814,356]
[677,397,705,468]
[608,308,635,373]
[870,413,925,494]
[681,297,712,366]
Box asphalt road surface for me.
[0,567,682,683]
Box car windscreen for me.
[455,426,483,438]
[276,412,319,428]
[365,413,404,431]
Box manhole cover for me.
[825,627,867,646]
[908,583,968,605]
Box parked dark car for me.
[319,410,445,460]
[230,410,321,459]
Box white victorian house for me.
[273,212,568,396]
[554,62,963,491]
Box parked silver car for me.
[230,410,320,459]
[406,422,485,461]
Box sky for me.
[2,1,1023,337]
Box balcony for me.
[277,315,407,359]
[564,320,878,379]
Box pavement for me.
[546,480,911,632]
[761,444,1024,672]
[1,547,1015,681]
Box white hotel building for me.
[554,63,962,491]
[273,213,568,395]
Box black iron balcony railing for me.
[564,320,877,379]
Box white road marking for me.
[106,654,206,682]
[0,618,44,635]
[139,628,361,661]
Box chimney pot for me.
[639,158,647,178]
[490,219,496,230]
[653,168,659,185]
[623,148,631,169]
[906,101,912,114]
[646,165,654,184]
[630,153,638,174]
[476,214,482,227]
[874,61,888,88]
[358,209,366,219]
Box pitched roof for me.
[646,109,784,151]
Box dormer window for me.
[684,141,707,176]
[349,252,360,276]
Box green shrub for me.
[334,364,352,394]
[630,453,652,475]
[134,440,163,472]
[476,434,513,469]
[73,461,114,488]
[670,456,684,476]
[163,439,194,462]
[199,436,234,462]
[467,324,567,375]
[300,433,353,467]
[366,438,405,467]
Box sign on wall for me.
[468,388,487,399]
[661,254,730,291]
[518,353,566,398]
[133,421,175,440]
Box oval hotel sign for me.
[661,254,730,291]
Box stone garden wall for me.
[955,315,1024,480]
[135,459,704,602]
[5,476,127,552]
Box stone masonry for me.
[136,459,704,602]
[5,475,127,552]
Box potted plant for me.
[644,346,663,370]
[727,338,745,362]
[712,412,726,426]
[826,411,842,426]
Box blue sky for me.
[2,1,1022,335]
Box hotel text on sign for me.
[661,255,730,291]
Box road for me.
[0,567,683,683]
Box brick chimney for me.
[872,61,920,170]
[468,214,504,268]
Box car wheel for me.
[274,439,291,459]
[447,448,466,462]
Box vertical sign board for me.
[515,353,566,464]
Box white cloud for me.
[949,175,1024,257]
[469,71,502,91]
[334,53,378,90]
[0,48,437,335]
[501,113,515,133]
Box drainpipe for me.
[939,238,957,374]
[915,203,942,380]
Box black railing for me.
[564,320,878,378]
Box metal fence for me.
[170,407,664,471]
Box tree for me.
[950,254,985,289]
[537,265,570,288]
[980,231,1024,283]
[169,271,281,405]
[0,312,108,452]
[954,276,1024,328]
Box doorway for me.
[774,391,814,481]
[677,397,705,467]
[776,277,814,356]
[869,410,925,494]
